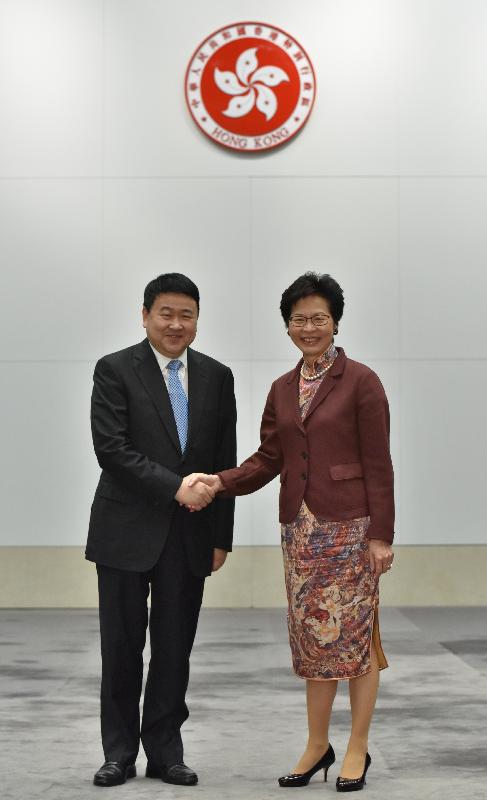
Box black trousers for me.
[96,523,205,768]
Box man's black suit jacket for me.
[85,338,237,577]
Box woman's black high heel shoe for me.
[336,752,371,792]
[278,744,335,787]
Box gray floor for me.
[1,607,486,799]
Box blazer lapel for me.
[132,338,181,455]
[304,347,347,422]
[285,361,306,434]
[186,348,209,451]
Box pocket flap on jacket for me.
[329,462,363,480]
[97,480,141,505]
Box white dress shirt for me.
[148,342,188,398]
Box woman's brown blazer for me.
[218,347,395,543]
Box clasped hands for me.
[175,473,222,512]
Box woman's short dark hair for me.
[143,273,200,312]
[280,272,344,326]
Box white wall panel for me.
[399,178,487,359]
[102,178,251,360]
[0,0,102,177]
[0,362,98,545]
[305,0,398,176]
[251,178,399,363]
[103,0,398,177]
[398,0,487,175]
[0,179,103,360]
[399,361,487,544]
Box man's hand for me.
[368,538,394,578]
[175,475,217,511]
[212,548,228,572]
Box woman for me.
[189,273,394,791]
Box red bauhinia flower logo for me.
[185,22,316,153]
[215,47,289,121]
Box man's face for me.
[142,292,198,358]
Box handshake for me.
[175,473,223,512]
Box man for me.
[85,273,236,787]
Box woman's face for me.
[287,294,335,363]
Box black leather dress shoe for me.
[336,752,371,792]
[93,761,136,787]
[146,761,198,785]
[278,744,335,787]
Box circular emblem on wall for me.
[185,22,316,153]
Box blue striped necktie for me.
[167,359,188,452]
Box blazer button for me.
[301,472,307,480]
[302,452,308,460]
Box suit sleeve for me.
[217,380,283,496]
[91,357,182,504]
[211,368,237,551]
[356,370,395,543]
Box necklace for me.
[300,361,333,381]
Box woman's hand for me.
[368,538,394,578]
[187,473,222,493]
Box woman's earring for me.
[333,327,338,335]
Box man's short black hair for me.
[143,273,200,312]
[280,272,344,325]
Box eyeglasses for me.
[289,314,331,328]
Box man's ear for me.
[142,306,148,328]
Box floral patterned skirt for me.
[281,502,388,680]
